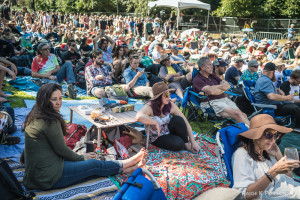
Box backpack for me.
[64,123,87,150]
[74,63,86,89]
[0,158,35,200]
[105,85,128,102]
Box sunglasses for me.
[41,48,50,51]
[71,44,77,47]
[264,132,281,140]
[251,66,259,68]
[163,92,170,98]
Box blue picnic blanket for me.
[9,76,87,97]
[0,107,30,162]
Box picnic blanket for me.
[110,133,230,200]
[7,160,118,200]
[9,76,87,97]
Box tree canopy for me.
[13,0,300,19]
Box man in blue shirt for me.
[123,56,153,98]
[254,62,300,127]
[288,24,295,40]
[225,56,243,86]
[170,45,195,73]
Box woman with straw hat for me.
[136,82,200,153]
[232,114,300,199]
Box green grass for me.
[3,82,97,108]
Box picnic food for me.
[91,110,104,120]
[112,104,134,113]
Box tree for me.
[213,0,265,18]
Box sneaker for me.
[66,84,77,99]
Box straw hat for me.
[160,54,170,65]
[151,82,175,100]
[239,114,292,140]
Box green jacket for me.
[21,119,84,190]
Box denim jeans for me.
[17,67,32,76]
[51,159,122,189]
[55,61,76,84]
[40,62,76,84]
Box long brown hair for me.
[238,132,271,162]
[24,83,67,136]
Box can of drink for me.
[86,141,94,153]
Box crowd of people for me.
[1,3,300,199]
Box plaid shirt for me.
[85,64,112,95]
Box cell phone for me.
[140,68,145,73]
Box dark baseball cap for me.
[213,58,228,67]
[264,62,277,71]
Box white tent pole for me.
[177,7,180,31]
[206,10,210,31]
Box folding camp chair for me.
[282,69,292,82]
[242,80,292,127]
[215,123,249,187]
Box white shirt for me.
[232,147,300,199]
[152,50,161,61]
[290,85,300,100]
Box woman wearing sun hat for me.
[136,82,200,153]
[232,114,300,199]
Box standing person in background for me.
[169,13,176,30]
[288,24,295,40]
[136,18,143,37]
[0,0,11,24]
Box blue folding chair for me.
[215,123,249,187]
[242,80,292,126]
[113,168,166,200]
[282,70,293,82]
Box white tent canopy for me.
[148,0,211,31]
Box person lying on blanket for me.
[20,83,147,190]
[232,114,300,199]
[136,82,200,153]
[31,43,78,99]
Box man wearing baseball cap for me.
[225,56,243,86]
[254,62,300,127]
[238,59,259,84]
[213,58,228,80]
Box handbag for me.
[113,168,166,200]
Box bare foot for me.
[184,143,197,154]
[137,151,148,167]
[129,147,147,162]
[0,92,11,97]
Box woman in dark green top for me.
[21,83,147,190]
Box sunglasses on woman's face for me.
[264,132,281,140]
[163,92,170,98]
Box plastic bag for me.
[114,139,129,159]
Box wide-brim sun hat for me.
[239,114,292,140]
[151,82,175,100]
[160,54,170,65]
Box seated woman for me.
[181,42,193,60]
[159,54,186,99]
[20,83,147,190]
[113,46,128,79]
[79,38,93,62]
[232,114,300,199]
[136,82,200,153]
[123,55,153,98]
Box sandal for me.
[0,134,21,145]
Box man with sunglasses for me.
[63,40,85,66]
[31,43,77,99]
[238,59,259,85]
[255,62,300,128]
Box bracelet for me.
[265,172,273,182]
